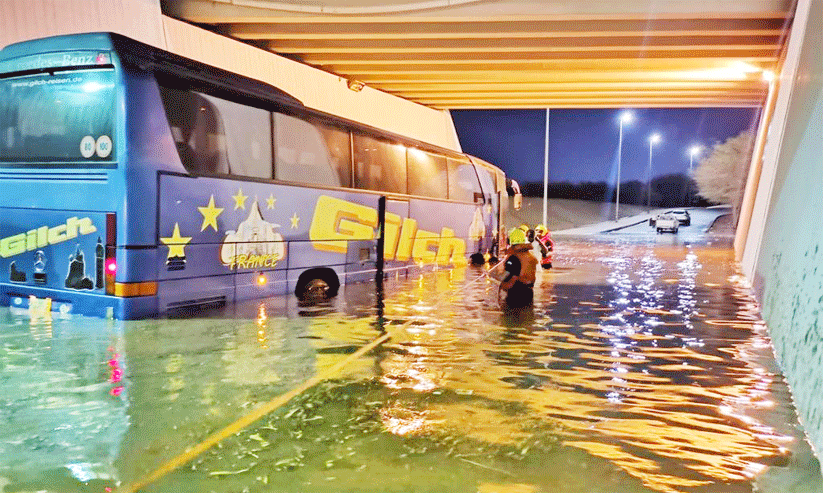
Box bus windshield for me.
[0,68,116,164]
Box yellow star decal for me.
[160,223,191,259]
[197,195,224,232]
[232,188,248,210]
[290,213,300,229]
[265,194,276,209]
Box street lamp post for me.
[647,133,661,209]
[687,145,702,206]
[615,111,633,221]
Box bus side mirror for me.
[507,179,522,211]
[513,193,522,211]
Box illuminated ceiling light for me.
[762,70,775,82]
[730,61,762,74]
[347,79,366,92]
[682,61,763,81]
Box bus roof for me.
[0,32,302,109]
[1,32,506,172]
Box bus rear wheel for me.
[296,269,340,301]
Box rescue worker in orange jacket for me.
[498,228,538,307]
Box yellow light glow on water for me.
[478,483,536,493]
[28,295,52,321]
[379,404,429,436]
[380,350,438,392]
[256,304,268,348]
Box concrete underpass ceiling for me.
[161,0,795,109]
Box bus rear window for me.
[0,69,116,164]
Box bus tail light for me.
[105,213,116,295]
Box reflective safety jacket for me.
[504,244,538,286]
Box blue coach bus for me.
[0,33,517,319]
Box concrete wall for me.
[741,0,823,462]
[0,0,462,152]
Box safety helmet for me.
[535,224,547,236]
[519,224,530,233]
[508,227,528,245]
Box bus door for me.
[382,198,410,276]
[472,164,498,257]
[494,169,508,256]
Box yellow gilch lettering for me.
[436,228,468,267]
[37,226,48,248]
[0,217,97,258]
[310,196,377,254]
[395,218,417,261]
[26,230,37,251]
[383,212,402,260]
[307,195,472,268]
[47,225,68,244]
[0,234,26,258]
[412,229,439,264]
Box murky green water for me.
[1,238,821,493]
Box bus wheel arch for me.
[295,268,340,300]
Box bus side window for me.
[199,94,272,179]
[159,88,228,175]
[160,87,273,179]
[353,134,406,194]
[474,165,495,203]
[447,158,482,203]
[407,149,447,199]
[316,122,352,188]
[273,113,349,187]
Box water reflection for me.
[0,239,819,493]
[0,309,127,489]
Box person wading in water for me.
[493,228,538,308]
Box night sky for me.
[452,108,760,186]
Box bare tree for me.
[692,129,755,223]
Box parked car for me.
[649,210,691,227]
[655,213,679,234]
[668,210,691,226]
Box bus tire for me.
[296,268,340,300]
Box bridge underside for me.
[162,0,792,109]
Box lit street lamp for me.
[615,111,633,221]
[687,145,703,205]
[647,133,661,209]
[689,145,703,172]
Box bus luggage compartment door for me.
[1,208,111,304]
[345,198,408,284]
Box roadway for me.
[554,205,732,244]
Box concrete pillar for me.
[740,0,823,467]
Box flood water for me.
[1,237,822,493]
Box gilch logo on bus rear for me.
[1,210,108,291]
